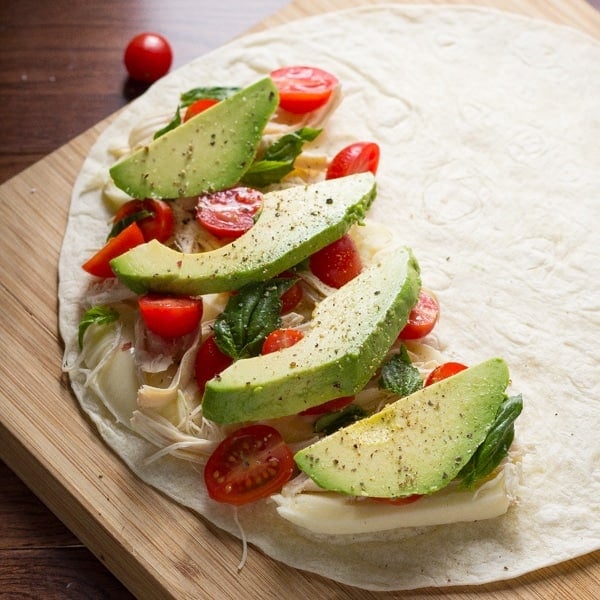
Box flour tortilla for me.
[58,4,600,591]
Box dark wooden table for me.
[1,1,599,598]
[0,1,288,597]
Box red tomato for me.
[425,362,468,386]
[204,424,295,505]
[278,271,303,313]
[195,335,233,393]
[138,295,203,338]
[196,187,263,238]
[309,234,362,288]
[82,222,144,278]
[299,396,354,416]
[183,98,219,122]
[124,33,172,83]
[372,494,423,506]
[326,142,380,180]
[398,290,440,340]
[270,66,338,114]
[261,328,304,354]
[113,198,175,243]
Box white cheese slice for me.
[272,464,518,535]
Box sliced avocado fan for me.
[110,172,377,295]
[201,246,421,423]
[109,77,278,199]
[294,358,510,498]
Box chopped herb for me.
[212,278,295,360]
[379,345,423,397]
[241,127,322,187]
[314,404,367,435]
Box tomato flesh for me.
[299,396,354,416]
[270,66,338,114]
[278,271,303,313]
[124,32,173,83]
[114,198,175,243]
[204,424,295,505]
[195,335,233,393]
[196,187,263,238]
[261,328,304,354]
[326,142,380,180]
[183,98,219,122]
[309,234,362,288]
[138,295,203,339]
[372,494,423,506]
[82,222,144,278]
[398,290,440,340]
[425,362,468,386]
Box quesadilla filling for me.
[68,68,522,536]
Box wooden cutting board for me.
[1,1,598,598]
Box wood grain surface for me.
[1,0,598,598]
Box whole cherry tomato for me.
[309,234,362,288]
[124,32,173,83]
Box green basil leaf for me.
[212,279,295,360]
[179,86,240,107]
[153,106,181,140]
[459,393,523,489]
[78,306,119,349]
[378,345,423,397]
[242,127,322,187]
[107,209,154,240]
[314,404,367,436]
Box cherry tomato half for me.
[138,295,203,339]
[195,335,233,393]
[82,222,144,278]
[124,33,173,83]
[261,328,304,354]
[326,142,380,180]
[183,98,219,122]
[398,290,440,340]
[196,187,263,239]
[425,362,468,386]
[113,198,175,243]
[309,234,362,288]
[299,396,354,416]
[270,66,339,114]
[204,424,295,505]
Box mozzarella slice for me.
[272,464,518,535]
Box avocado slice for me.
[294,358,510,498]
[201,246,421,423]
[110,172,377,295]
[109,77,278,199]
